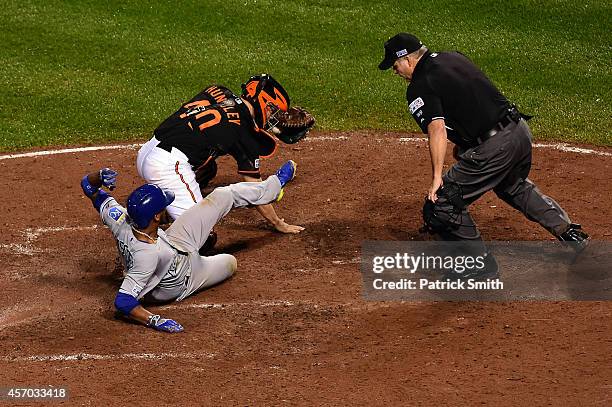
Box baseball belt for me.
[476,105,524,145]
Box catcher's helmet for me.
[241,74,290,135]
[127,184,175,229]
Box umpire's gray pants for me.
[149,175,282,302]
[434,119,571,240]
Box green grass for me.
[1,0,610,151]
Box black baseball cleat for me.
[558,223,590,254]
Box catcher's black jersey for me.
[406,51,510,148]
[154,85,274,177]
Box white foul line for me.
[0,143,142,161]
[398,137,612,157]
[0,137,610,161]
[533,142,612,157]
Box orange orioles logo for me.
[243,80,288,129]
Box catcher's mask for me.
[241,74,290,136]
[127,184,175,229]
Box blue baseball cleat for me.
[275,160,297,202]
[276,160,297,187]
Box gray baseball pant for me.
[433,119,571,240]
[149,175,282,302]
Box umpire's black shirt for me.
[406,51,510,149]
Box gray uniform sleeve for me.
[119,251,162,299]
[100,197,164,299]
[100,197,130,237]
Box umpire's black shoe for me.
[558,223,590,254]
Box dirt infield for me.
[0,131,610,406]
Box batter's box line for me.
[331,257,361,265]
[0,225,99,256]
[162,299,302,310]
[1,351,216,363]
[161,299,417,312]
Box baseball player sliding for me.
[81,161,298,333]
[137,74,315,234]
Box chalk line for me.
[305,135,350,141]
[0,143,142,161]
[0,304,44,329]
[1,137,610,161]
[398,137,427,143]
[0,137,344,161]
[332,257,361,265]
[161,299,413,313]
[1,351,215,363]
[162,299,298,310]
[0,225,99,256]
[533,142,612,157]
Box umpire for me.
[379,33,589,274]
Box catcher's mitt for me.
[272,106,315,144]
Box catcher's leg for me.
[136,136,158,178]
[136,138,203,220]
[195,158,218,192]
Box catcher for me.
[81,161,298,333]
[136,74,315,234]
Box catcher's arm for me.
[242,174,304,234]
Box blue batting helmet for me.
[127,184,175,229]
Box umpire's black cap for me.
[378,33,423,70]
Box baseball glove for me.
[273,106,315,144]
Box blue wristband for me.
[81,175,99,198]
[114,292,140,316]
[93,189,110,212]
